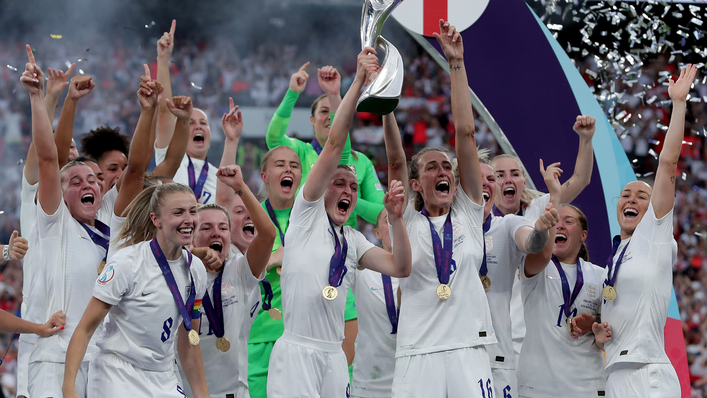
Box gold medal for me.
[97,261,106,275]
[602,285,617,301]
[567,318,573,334]
[276,266,282,275]
[480,275,491,291]
[436,284,451,300]
[188,329,200,346]
[268,308,282,320]
[216,337,230,352]
[322,286,338,301]
[517,269,521,280]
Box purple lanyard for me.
[605,236,630,289]
[260,279,275,311]
[480,215,493,277]
[79,220,110,260]
[187,156,209,200]
[381,274,399,334]
[265,199,285,246]
[327,217,349,288]
[421,207,453,285]
[311,139,323,155]
[150,238,196,333]
[202,270,224,339]
[551,255,584,320]
[492,204,522,218]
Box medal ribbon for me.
[421,208,453,285]
[327,217,349,288]
[491,204,523,218]
[260,279,275,311]
[201,270,225,339]
[79,220,110,260]
[605,236,630,289]
[187,156,209,200]
[150,238,196,333]
[311,138,323,155]
[381,274,399,334]
[551,255,584,320]
[480,215,493,278]
[265,199,285,246]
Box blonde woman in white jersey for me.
[266,46,411,398]
[589,65,697,398]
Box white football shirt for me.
[154,146,217,205]
[19,175,41,346]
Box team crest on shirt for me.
[485,236,493,252]
[222,279,233,295]
[97,265,114,285]
[585,284,598,300]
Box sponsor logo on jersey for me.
[97,265,115,285]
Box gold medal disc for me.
[188,329,200,346]
[276,266,282,275]
[602,286,617,301]
[216,337,230,352]
[436,284,451,300]
[322,286,338,301]
[97,261,106,275]
[480,275,491,291]
[268,308,283,320]
[567,318,573,334]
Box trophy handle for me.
[356,36,404,115]
[360,0,404,50]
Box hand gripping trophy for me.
[356,0,405,115]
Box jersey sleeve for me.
[289,182,326,228]
[353,153,385,224]
[191,256,208,319]
[235,254,262,290]
[154,144,168,166]
[452,185,484,228]
[35,197,68,239]
[266,89,300,150]
[504,215,534,252]
[636,201,674,244]
[93,248,135,306]
[520,258,546,303]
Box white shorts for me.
[491,368,517,398]
[17,339,32,397]
[28,360,89,398]
[87,352,186,398]
[392,346,494,398]
[605,363,680,398]
[267,331,349,398]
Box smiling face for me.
[553,206,588,263]
[151,192,199,249]
[480,163,498,219]
[492,156,527,214]
[411,150,455,215]
[98,150,127,191]
[617,180,652,238]
[230,195,255,252]
[61,163,103,225]
[310,97,331,146]
[325,168,358,227]
[194,208,231,263]
[83,160,106,195]
[262,147,302,206]
[188,108,211,160]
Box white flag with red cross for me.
[392,0,490,37]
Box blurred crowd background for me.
[0,0,706,396]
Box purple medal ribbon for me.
[604,235,630,291]
[79,220,110,260]
[381,274,399,334]
[421,207,453,285]
[551,254,584,321]
[150,238,197,333]
[265,199,285,246]
[480,215,493,277]
[327,217,349,289]
[187,156,209,201]
[260,279,275,311]
[202,270,225,339]
[492,204,523,218]
[311,138,323,155]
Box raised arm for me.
[433,20,482,205]
[152,96,192,179]
[523,160,561,277]
[217,165,276,278]
[318,66,352,164]
[354,158,385,223]
[155,19,177,149]
[55,75,96,169]
[266,62,309,150]
[653,64,697,219]
[382,112,408,209]
[44,63,75,126]
[214,98,243,211]
[303,49,375,202]
[114,65,162,217]
[560,115,595,203]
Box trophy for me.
[356,0,404,115]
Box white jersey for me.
[197,248,262,396]
[92,241,207,371]
[483,214,530,370]
[397,188,496,358]
[19,174,41,347]
[517,257,605,397]
[281,186,375,343]
[107,212,127,260]
[602,201,678,371]
[351,268,399,397]
[96,185,118,226]
[154,145,218,204]
[29,200,107,363]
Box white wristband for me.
[3,245,10,261]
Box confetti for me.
[145,21,156,29]
[683,172,687,180]
[79,69,84,75]
[191,82,202,90]
[6,65,17,71]
[50,34,62,39]
[695,232,706,238]
[648,149,658,159]
[16,159,24,165]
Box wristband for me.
[3,246,10,261]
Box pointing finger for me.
[169,19,176,37]
[143,64,151,81]
[65,63,76,77]
[299,62,310,72]
[26,44,35,65]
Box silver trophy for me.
[356,0,404,115]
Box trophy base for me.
[356,97,399,115]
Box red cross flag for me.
[392,0,490,37]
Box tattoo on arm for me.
[235,189,243,196]
[563,180,570,187]
[670,176,675,184]
[525,228,550,254]
[451,65,462,71]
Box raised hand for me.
[570,313,595,339]
[46,63,75,98]
[573,115,596,140]
[196,247,223,273]
[539,159,562,199]
[356,47,379,84]
[668,64,698,103]
[433,20,463,62]
[8,230,28,260]
[20,44,43,96]
[317,66,341,96]
[67,75,95,100]
[534,202,559,232]
[137,64,162,110]
[157,19,176,59]
[289,62,310,93]
[383,180,406,220]
[166,96,193,120]
[592,321,612,345]
[216,165,245,192]
[221,97,243,141]
[39,310,66,337]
